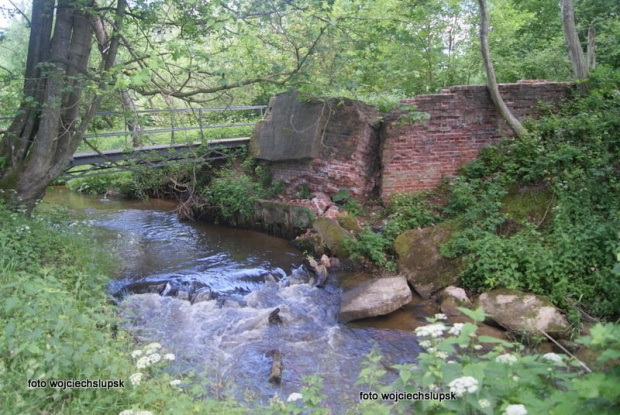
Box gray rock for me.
[190,287,213,304]
[393,225,463,299]
[339,276,413,323]
[477,288,570,339]
[440,286,471,317]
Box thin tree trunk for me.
[477,0,527,139]
[121,89,144,147]
[587,28,596,70]
[561,0,589,93]
[92,10,143,147]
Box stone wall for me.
[380,82,574,203]
[250,92,382,202]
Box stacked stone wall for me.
[380,82,574,203]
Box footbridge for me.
[63,137,250,179]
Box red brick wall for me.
[380,82,574,203]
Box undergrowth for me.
[346,70,620,321]
[0,201,247,414]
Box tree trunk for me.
[477,0,527,139]
[561,0,589,93]
[121,89,144,147]
[587,28,596,70]
[0,0,127,214]
[92,13,143,147]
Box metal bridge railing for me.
[0,105,267,142]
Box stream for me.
[42,187,423,412]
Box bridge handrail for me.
[0,105,267,121]
[83,122,256,139]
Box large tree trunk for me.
[561,0,589,93]
[477,0,527,139]
[0,0,126,214]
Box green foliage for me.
[383,310,620,415]
[439,76,620,319]
[67,172,134,195]
[202,168,263,225]
[296,184,312,200]
[346,227,391,266]
[0,199,251,414]
[385,191,443,241]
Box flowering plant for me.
[386,307,619,414]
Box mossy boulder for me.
[337,215,362,234]
[313,217,355,258]
[393,224,463,299]
[476,288,570,339]
[499,184,554,234]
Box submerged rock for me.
[477,288,570,339]
[394,224,463,299]
[339,276,413,323]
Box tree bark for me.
[587,28,596,70]
[561,0,589,93]
[0,0,127,213]
[477,0,527,139]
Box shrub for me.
[384,309,620,415]
[202,168,263,224]
[384,191,443,240]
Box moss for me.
[394,223,464,298]
[337,215,362,234]
[313,217,353,258]
[501,184,554,229]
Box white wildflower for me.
[448,376,479,396]
[419,340,432,349]
[474,345,483,350]
[512,376,520,382]
[415,323,447,338]
[148,353,161,365]
[434,351,449,360]
[434,313,447,320]
[136,356,150,369]
[131,350,143,358]
[428,384,439,391]
[542,353,563,364]
[145,348,156,355]
[163,353,175,361]
[287,392,303,402]
[169,379,182,386]
[504,404,527,415]
[448,323,464,336]
[119,411,134,415]
[447,360,457,364]
[495,354,518,365]
[129,373,142,386]
[479,399,491,408]
[135,411,153,415]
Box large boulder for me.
[339,276,413,323]
[313,217,354,258]
[477,288,570,339]
[393,224,463,299]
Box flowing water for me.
[42,187,422,412]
